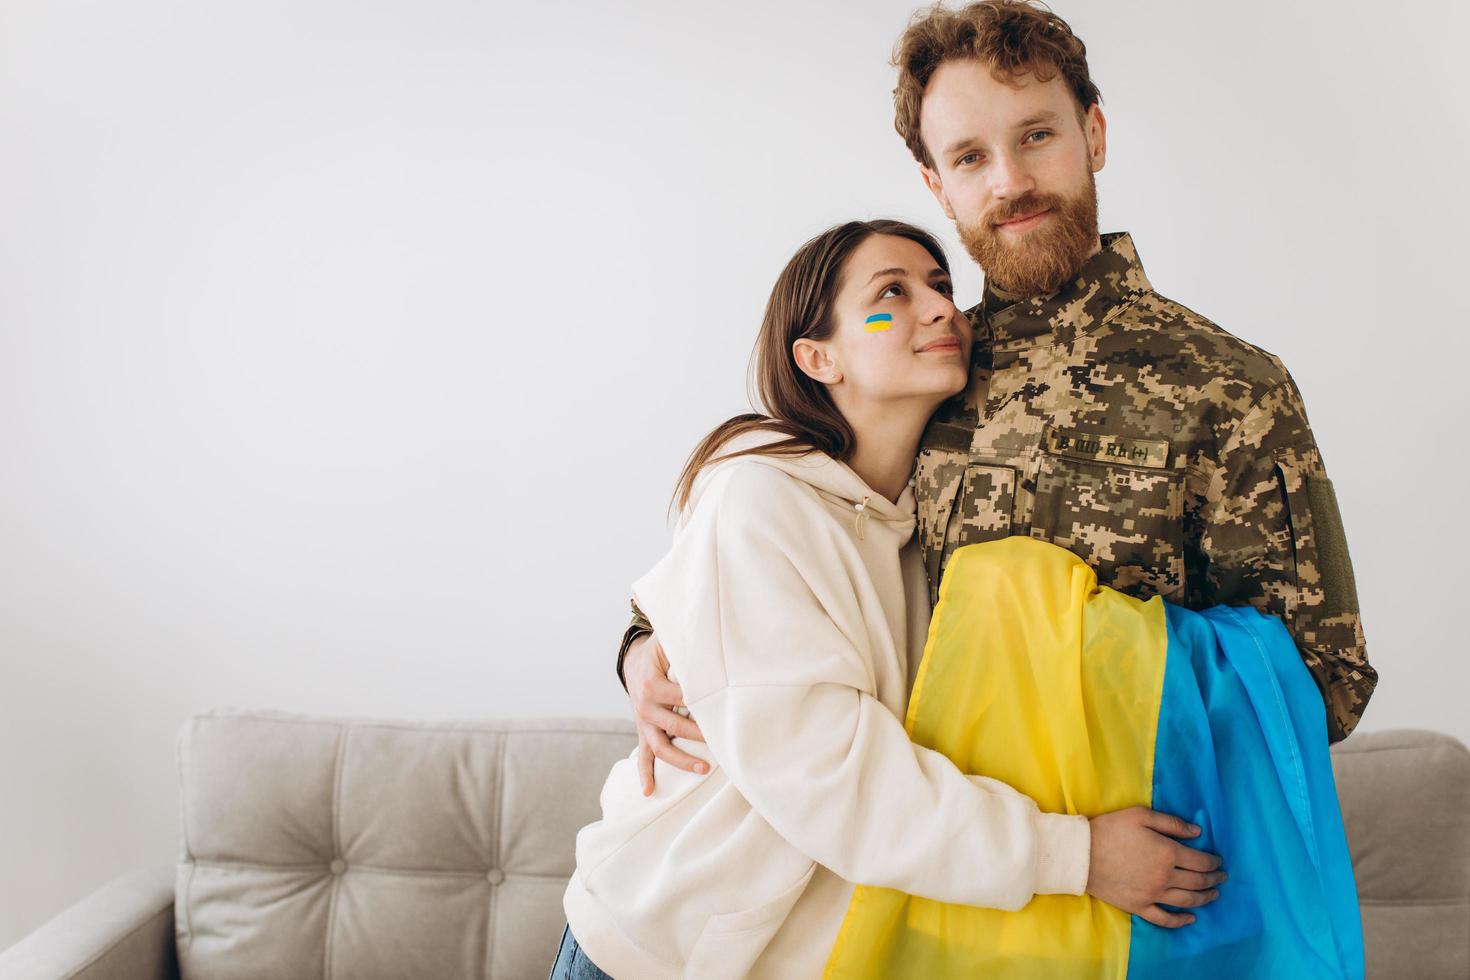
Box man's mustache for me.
[987,194,1064,227]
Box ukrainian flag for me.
[823,537,1363,979]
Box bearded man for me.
[619,0,1376,792]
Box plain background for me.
[2,0,1466,950]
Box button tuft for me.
[486,868,506,885]
[329,859,346,875]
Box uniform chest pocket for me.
[915,448,1017,604]
[915,447,967,595]
[1030,442,1185,599]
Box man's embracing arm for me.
[615,599,653,692]
[1193,372,1377,743]
[617,600,707,792]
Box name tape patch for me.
[1044,427,1170,470]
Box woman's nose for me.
[923,290,959,323]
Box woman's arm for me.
[693,683,1089,910]
[633,461,1090,911]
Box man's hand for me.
[1086,807,1227,928]
[625,631,706,795]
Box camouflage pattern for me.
[916,232,1374,742]
[616,600,655,693]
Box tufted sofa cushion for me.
[174,709,636,980]
[162,712,1470,980]
[1330,729,1470,980]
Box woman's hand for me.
[624,631,707,795]
[1085,807,1227,928]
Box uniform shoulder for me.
[1122,288,1296,398]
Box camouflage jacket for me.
[916,231,1373,742]
[620,231,1374,743]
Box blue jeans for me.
[548,923,613,980]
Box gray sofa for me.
[1,709,1466,979]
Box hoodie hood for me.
[683,424,916,539]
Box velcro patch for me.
[1306,475,1360,615]
[1043,427,1170,470]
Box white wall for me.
[3,0,1465,949]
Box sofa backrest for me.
[1331,728,1470,979]
[176,710,1470,980]
[175,709,636,980]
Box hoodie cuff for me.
[1033,811,1091,896]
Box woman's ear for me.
[793,338,842,385]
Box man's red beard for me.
[957,170,1099,297]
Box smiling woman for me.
[552,219,1085,978]
[553,216,1226,979]
[667,218,968,514]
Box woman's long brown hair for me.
[671,219,951,514]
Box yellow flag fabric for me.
[823,537,1168,979]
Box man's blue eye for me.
[958,153,980,166]
[1026,130,1052,143]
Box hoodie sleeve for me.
[632,462,1090,910]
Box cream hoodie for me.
[563,434,1091,979]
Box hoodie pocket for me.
[576,752,715,881]
[683,861,817,979]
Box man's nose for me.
[987,152,1036,200]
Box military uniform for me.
[620,232,1374,743]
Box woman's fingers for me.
[1137,905,1196,929]
[1141,809,1199,839]
[1172,843,1223,873]
[1159,888,1220,909]
[1169,868,1227,891]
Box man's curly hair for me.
[893,1,1102,169]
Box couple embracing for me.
[551,2,1376,978]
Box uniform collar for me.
[976,231,1152,352]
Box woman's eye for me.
[935,281,954,296]
[879,282,904,299]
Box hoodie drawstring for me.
[853,495,870,540]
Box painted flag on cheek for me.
[864,313,893,332]
[822,537,1364,979]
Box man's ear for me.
[793,338,841,385]
[1084,103,1107,174]
[920,164,956,221]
